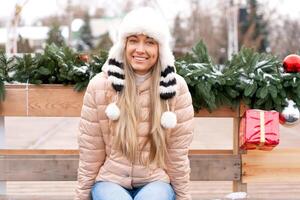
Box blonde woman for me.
[75,7,194,200]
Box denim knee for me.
[91,181,132,200]
[134,181,175,200]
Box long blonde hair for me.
[113,57,168,168]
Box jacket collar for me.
[137,75,152,93]
[103,71,152,94]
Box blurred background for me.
[1,0,299,62]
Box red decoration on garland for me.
[79,54,89,63]
[279,100,300,127]
[283,54,300,73]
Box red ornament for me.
[283,54,300,73]
[79,54,89,63]
[279,100,300,127]
[279,114,286,125]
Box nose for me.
[135,42,145,54]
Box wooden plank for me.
[189,149,233,155]
[1,84,242,117]
[0,116,6,196]
[242,148,300,183]
[194,106,239,118]
[0,152,241,181]
[232,117,240,155]
[28,85,84,117]
[232,180,247,192]
[232,115,246,192]
[0,154,78,181]
[0,85,84,117]
[2,182,300,200]
[0,195,72,200]
[189,154,241,181]
[0,87,27,116]
[239,101,248,117]
[0,149,232,156]
[0,149,79,155]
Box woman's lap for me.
[91,181,132,200]
[133,181,175,200]
[91,181,175,200]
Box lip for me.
[133,56,148,62]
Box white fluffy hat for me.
[104,7,177,129]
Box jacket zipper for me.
[130,162,134,188]
[131,88,141,188]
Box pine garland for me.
[0,41,299,113]
[0,44,107,98]
[176,41,232,112]
[176,40,300,112]
[225,47,285,111]
[0,51,14,100]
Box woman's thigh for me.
[91,181,133,200]
[134,181,175,200]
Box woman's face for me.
[125,34,159,75]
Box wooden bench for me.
[0,84,300,199]
[0,149,240,182]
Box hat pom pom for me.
[105,102,120,120]
[161,111,177,129]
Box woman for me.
[75,7,194,200]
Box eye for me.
[146,40,156,45]
[127,37,138,43]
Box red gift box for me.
[240,109,280,150]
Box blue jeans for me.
[91,181,176,200]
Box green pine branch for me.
[177,42,299,112]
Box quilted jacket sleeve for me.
[74,75,106,200]
[166,75,194,200]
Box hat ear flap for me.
[105,58,124,121]
[159,65,177,129]
[107,58,125,92]
[160,66,177,100]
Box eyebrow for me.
[127,35,155,40]
[128,35,138,38]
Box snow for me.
[225,192,248,199]
[212,68,223,76]
[281,73,292,77]
[73,65,88,74]
[239,76,252,84]
[8,71,15,78]
[256,60,268,66]
[191,63,208,69]
[249,73,255,78]
[262,71,280,81]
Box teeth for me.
[134,56,147,61]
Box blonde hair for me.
[113,57,168,168]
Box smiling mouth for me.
[133,56,148,61]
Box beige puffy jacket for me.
[75,71,194,200]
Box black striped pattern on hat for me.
[160,66,176,100]
[107,60,177,100]
[107,58,125,92]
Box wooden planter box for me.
[0,84,246,117]
[0,84,85,117]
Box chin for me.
[133,65,148,71]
